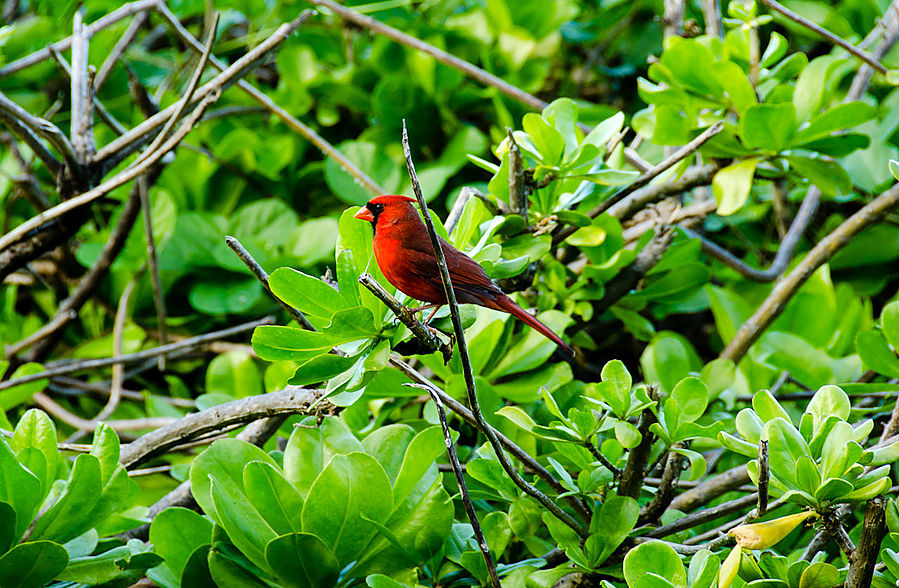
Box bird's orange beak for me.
[354,206,374,222]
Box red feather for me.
[355,195,574,357]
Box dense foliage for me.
[2,0,899,586]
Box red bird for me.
[354,194,574,357]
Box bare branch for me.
[721,182,899,363]
[358,273,451,360]
[153,4,384,195]
[119,386,323,468]
[95,10,149,90]
[0,88,220,255]
[845,497,887,588]
[70,9,95,166]
[225,236,315,331]
[310,0,547,112]
[760,0,887,74]
[0,0,162,78]
[554,123,724,244]
[0,317,273,392]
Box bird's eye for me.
[372,203,384,213]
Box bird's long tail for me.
[488,295,575,357]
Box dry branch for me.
[119,386,322,468]
[721,182,899,363]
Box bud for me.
[730,511,818,549]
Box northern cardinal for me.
[354,195,574,357]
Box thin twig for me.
[225,236,315,331]
[358,273,451,360]
[138,176,168,370]
[119,386,323,468]
[92,10,312,170]
[0,91,76,175]
[555,123,724,244]
[683,186,821,282]
[94,10,149,90]
[70,9,95,167]
[148,5,386,196]
[701,0,723,37]
[401,120,587,540]
[227,237,590,522]
[848,1,899,101]
[618,389,657,499]
[0,317,273,392]
[0,89,220,254]
[757,439,769,517]
[135,13,219,168]
[310,0,548,112]
[407,382,500,588]
[821,509,856,556]
[507,129,528,223]
[586,439,620,475]
[845,497,887,587]
[0,107,60,177]
[721,182,899,362]
[0,0,162,78]
[445,186,476,235]
[645,493,759,538]
[93,277,137,422]
[390,357,590,521]
[46,45,128,137]
[32,392,175,433]
[638,443,685,525]
[15,180,146,363]
[760,0,887,74]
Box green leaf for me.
[590,495,638,564]
[674,447,708,481]
[711,61,757,114]
[0,502,15,556]
[149,507,213,580]
[763,418,810,488]
[856,330,899,378]
[30,453,103,543]
[301,452,393,564]
[791,102,876,145]
[713,158,761,215]
[793,55,843,124]
[798,562,840,588]
[740,103,798,152]
[670,377,709,424]
[640,332,701,394]
[881,301,899,350]
[624,541,687,588]
[391,426,445,508]
[190,438,277,527]
[11,409,58,501]
[210,475,277,571]
[283,418,363,499]
[251,326,337,362]
[522,113,566,165]
[0,363,47,410]
[0,540,68,588]
[0,439,41,541]
[265,533,340,588]
[543,98,580,156]
[584,111,625,149]
[786,155,851,196]
[244,461,304,536]
[805,385,850,431]
[269,268,350,329]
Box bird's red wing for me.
[397,235,503,305]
